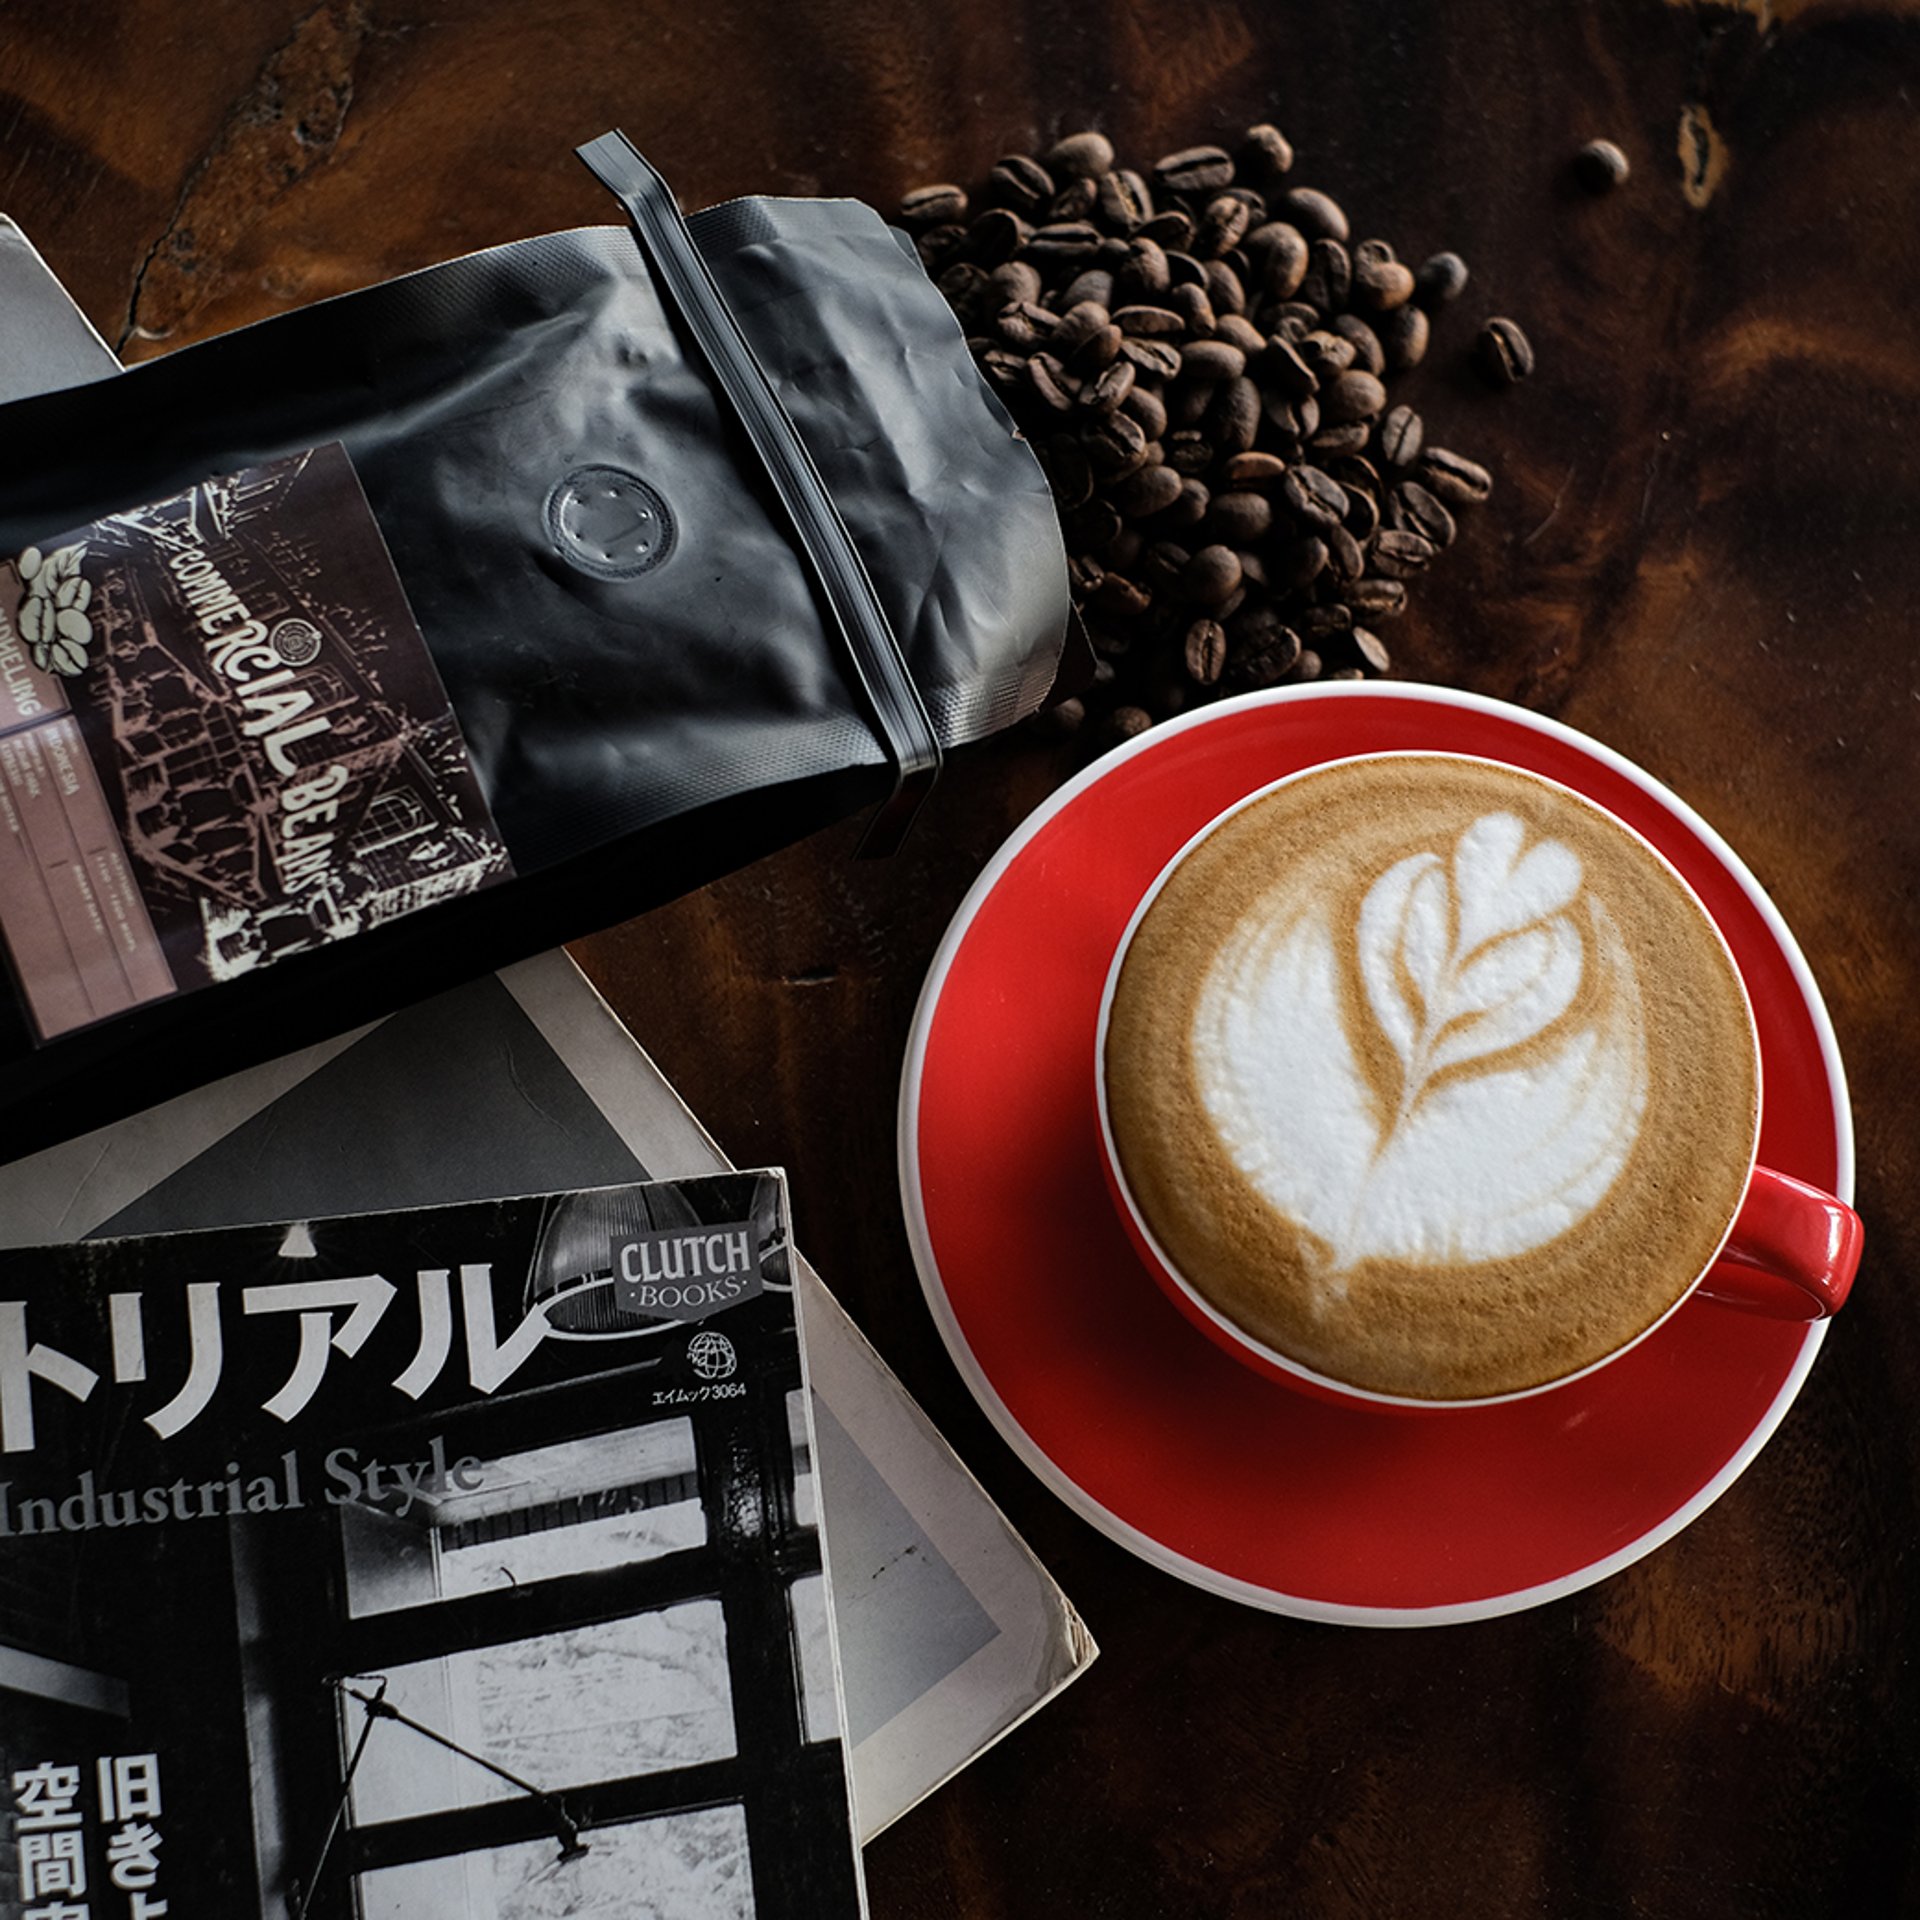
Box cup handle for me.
[1696,1166,1863,1319]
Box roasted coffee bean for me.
[1227,621,1302,689]
[1418,446,1494,505]
[900,183,968,228]
[1209,376,1261,454]
[1270,300,1321,339]
[1164,429,1214,475]
[1413,250,1470,307]
[1298,330,1356,380]
[1119,336,1183,379]
[1060,267,1116,309]
[1324,521,1366,582]
[936,261,992,321]
[1300,602,1353,639]
[994,299,1060,349]
[1574,139,1631,192]
[1105,704,1154,744]
[1168,380,1216,429]
[1262,334,1320,398]
[1215,313,1266,356]
[1165,476,1210,528]
[1254,224,1310,300]
[1184,617,1229,685]
[1079,358,1137,414]
[1239,122,1295,183]
[979,348,1026,392]
[1283,465,1349,530]
[1108,527,1145,570]
[1341,484,1380,543]
[1067,321,1125,374]
[1096,234,1134,269]
[1122,384,1169,439]
[1477,316,1535,386]
[1326,666,1368,680]
[916,223,968,269]
[1171,283,1218,336]
[1066,553,1105,597]
[1350,243,1415,312]
[1378,301,1429,370]
[990,154,1055,214]
[1065,496,1122,553]
[1155,145,1236,194]
[1372,528,1438,576]
[1236,547,1269,591]
[1053,299,1112,348]
[1272,534,1329,591]
[1138,208,1195,250]
[1046,435,1095,509]
[1280,187,1349,242]
[1204,259,1247,316]
[1049,175,1100,221]
[1182,339,1246,383]
[1163,249,1208,289]
[1394,479,1457,548]
[1263,389,1319,446]
[1048,130,1116,179]
[1206,491,1273,544]
[1197,194,1253,258]
[1223,450,1289,486]
[965,207,1030,266]
[1140,539,1193,591]
[1378,403,1424,467]
[1116,236,1172,299]
[1098,168,1155,230]
[1026,354,1077,412]
[1300,237,1352,313]
[989,259,1044,305]
[1309,421,1373,457]
[1027,221,1104,268]
[1083,407,1150,474]
[1027,693,1087,739]
[1331,313,1385,375]
[1321,368,1386,424]
[1114,302,1184,337]
[1346,576,1408,620]
[1182,543,1243,606]
[1351,626,1392,673]
[1093,571,1152,616]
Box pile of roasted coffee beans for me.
[898,127,1526,747]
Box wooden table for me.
[6,0,1917,1909]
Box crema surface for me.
[1103,755,1761,1399]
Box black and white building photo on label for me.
[0,1172,866,1920]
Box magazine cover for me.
[0,1171,867,1920]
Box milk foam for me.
[1191,809,1649,1297]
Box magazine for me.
[0,1171,867,1920]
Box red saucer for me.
[899,687,1853,1623]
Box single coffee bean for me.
[1105,704,1154,744]
[1107,527,1144,570]
[1327,452,1381,493]
[1378,301,1429,370]
[1060,267,1116,310]
[1049,175,1100,221]
[900,183,968,228]
[1574,139,1631,192]
[1093,571,1152,616]
[1300,603,1353,640]
[1163,248,1208,289]
[1168,379,1216,428]
[1283,464,1349,530]
[1413,250,1470,307]
[1079,357,1137,413]
[1185,617,1229,685]
[1120,336,1183,379]
[1164,428,1214,475]
[1197,194,1253,258]
[989,259,1044,305]
[964,207,1030,267]
[1236,547,1269,591]
[1165,475,1211,528]
[1301,237,1352,313]
[1140,539,1193,591]
[916,223,968,269]
[990,154,1055,214]
[1309,421,1373,456]
[1378,403,1424,467]
[1182,543,1244,607]
[1350,247,1415,312]
[1204,259,1248,316]
[1239,123,1295,183]
[1026,354,1077,412]
[1027,693,1087,739]
[1046,435,1095,509]
[1224,449,1289,486]
[1114,303,1184,337]
[979,347,1027,392]
[1372,528,1438,575]
[1263,389,1319,446]
[1417,446,1494,505]
[1286,647,1323,683]
[1331,313,1385,375]
[1098,168,1155,230]
[1182,339,1247,383]
[1255,224,1310,300]
[1298,330,1356,379]
[1321,368,1386,424]
[1280,186,1349,242]
[1215,313,1265,356]
[1054,299,1112,348]
[1351,626,1392,673]
[1346,576,1408,620]
[1083,407,1150,474]
[1324,520,1366,582]
[1123,384,1170,439]
[1325,666,1368,680]
[1096,234,1134,270]
[1272,534,1329,591]
[1116,236,1172,298]
[1342,484,1380,543]
[1227,621,1302,689]
[1206,491,1273,544]
[1171,283,1218,336]
[1208,376,1261,454]
[1155,145,1236,194]
[1394,479,1458,548]
[1048,130,1116,179]
[1477,316,1536,386]
[1067,321,1125,374]
[1137,208,1195,250]
[1027,221,1104,267]
[937,261,992,321]
[1260,333,1319,399]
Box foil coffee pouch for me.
[0,137,1069,1158]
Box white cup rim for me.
[1092,747,1767,1411]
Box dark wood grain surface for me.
[5,1,1918,1911]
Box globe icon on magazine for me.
[688,1331,738,1380]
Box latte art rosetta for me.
[1192,810,1650,1294]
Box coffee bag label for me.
[0,444,512,1040]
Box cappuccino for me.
[1101,755,1761,1400]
